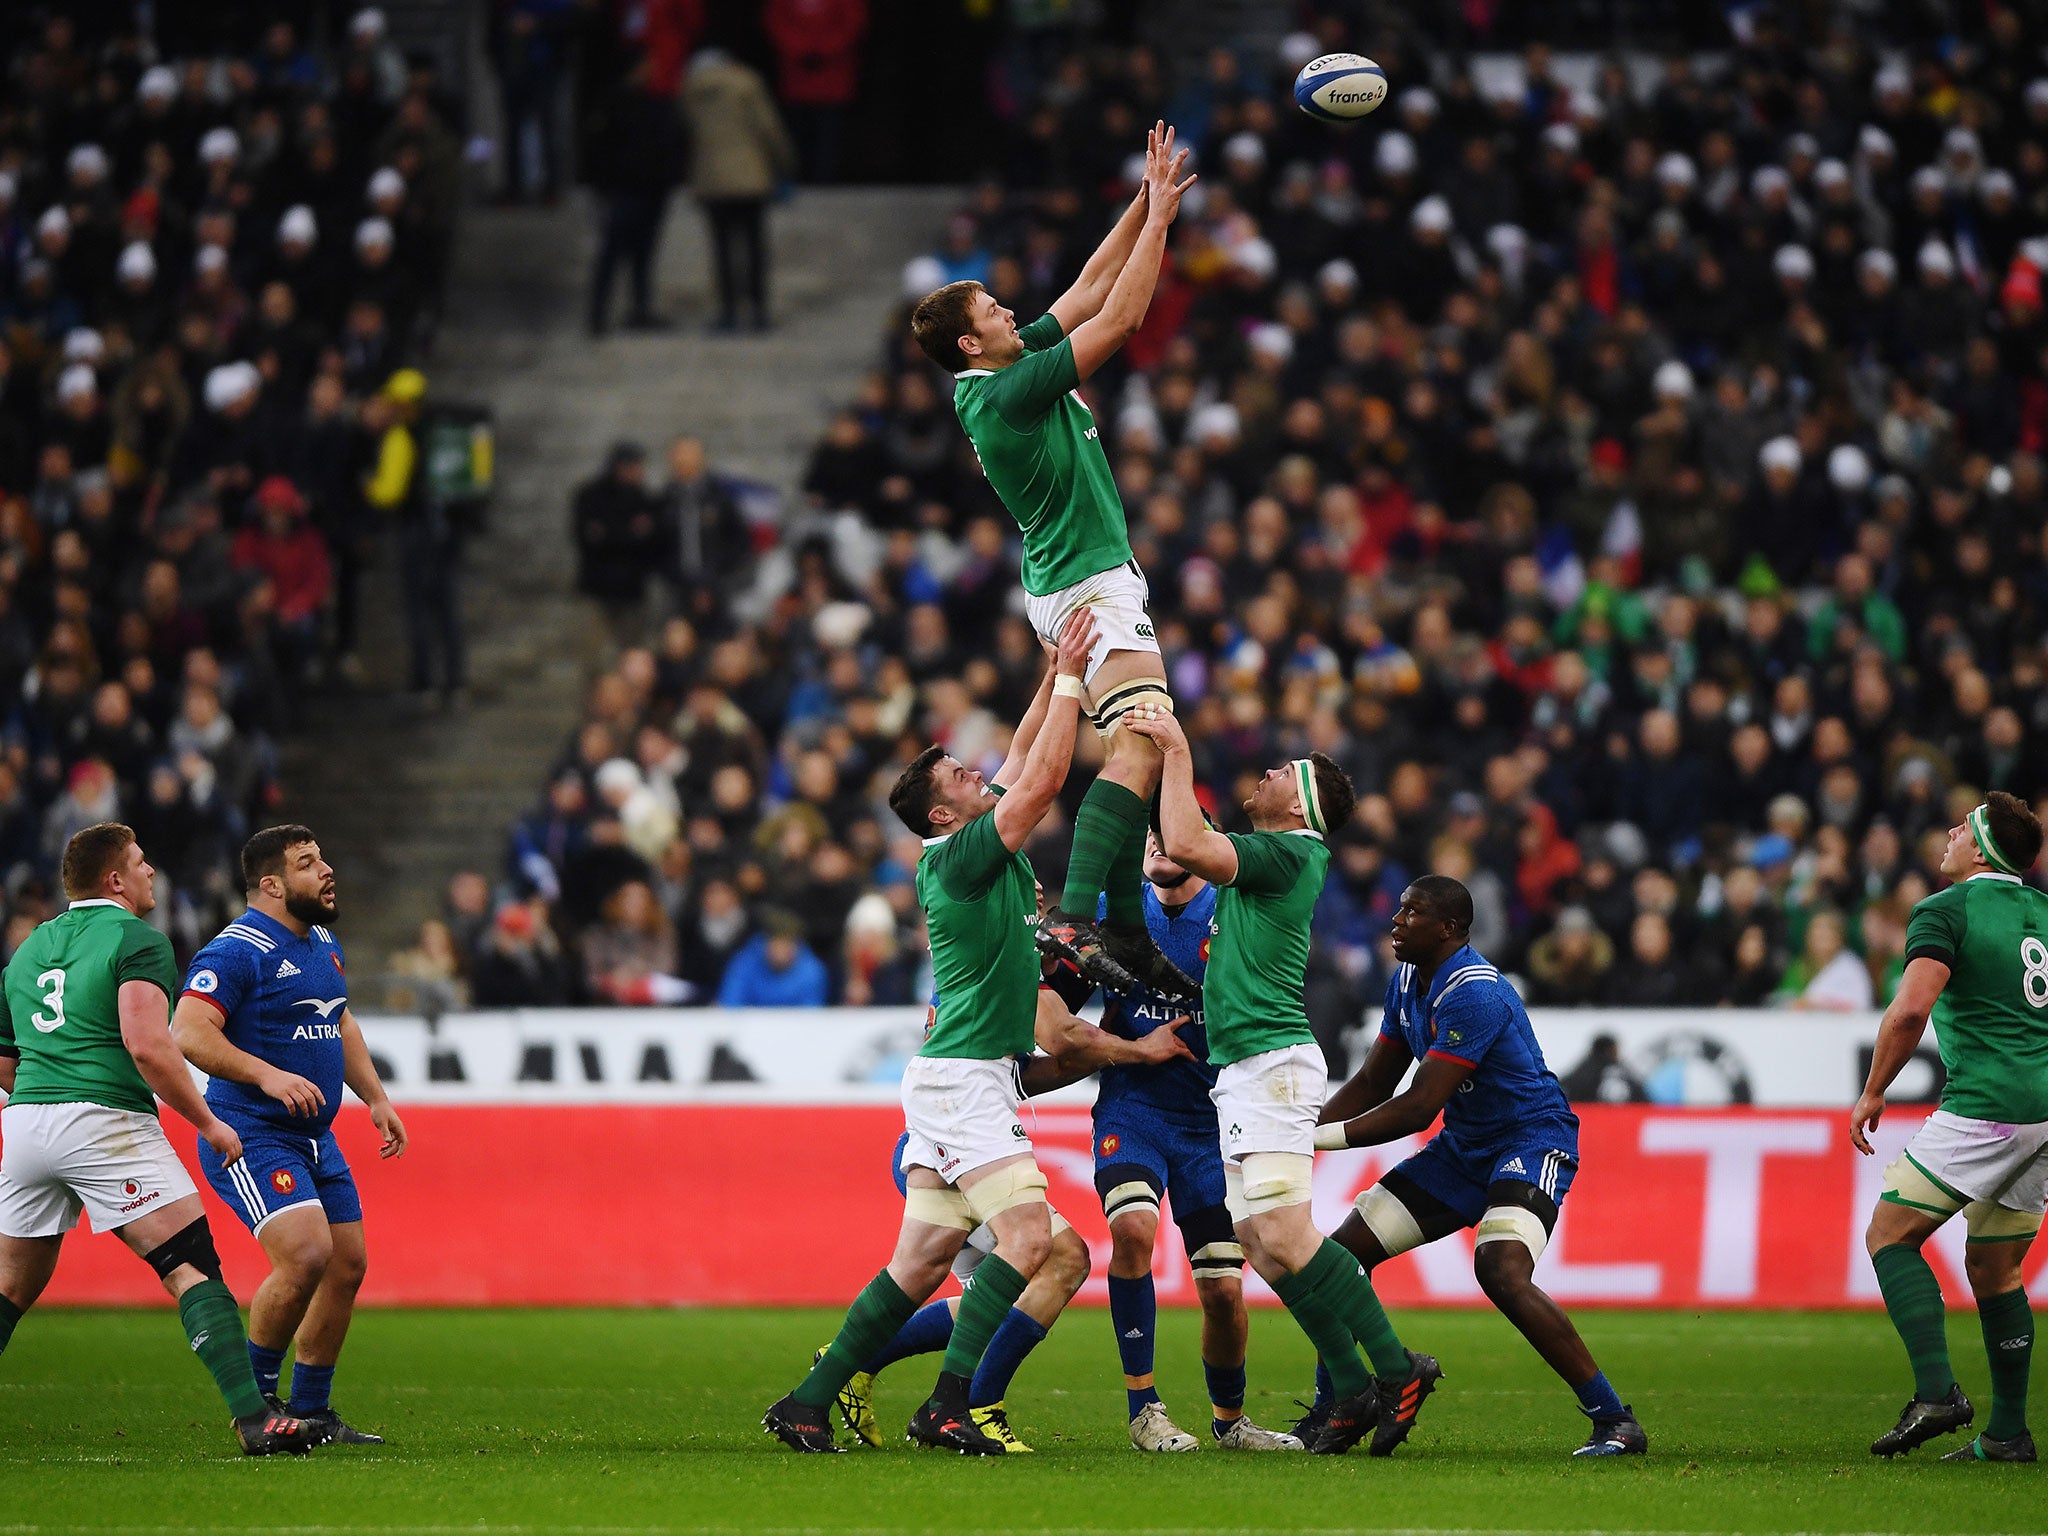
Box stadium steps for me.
[281,185,955,976]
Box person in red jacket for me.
[231,476,332,684]
[763,0,867,182]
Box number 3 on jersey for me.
[31,967,66,1032]
[2022,937,2048,1008]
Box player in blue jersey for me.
[1081,830,1302,1453]
[1304,875,1645,1458]
[170,826,407,1448]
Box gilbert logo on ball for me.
[1294,53,1388,121]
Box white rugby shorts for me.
[1211,1042,1329,1163]
[0,1102,198,1238]
[900,1055,1032,1184]
[1023,561,1161,688]
[1899,1110,2048,1216]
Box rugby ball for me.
[1294,53,1388,122]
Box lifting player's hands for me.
[1131,1015,1197,1066]
[370,1099,409,1159]
[199,1115,244,1166]
[1849,1089,1886,1155]
[1142,121,1197,225]
[259,1064,326,1118]
[1122,702,1188,757]
[1054,605,1099,683]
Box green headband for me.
[1292,758,1326,835]
[1969,803,2022,876]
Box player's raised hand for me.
[1122,703,1189,756]
[259,1065,326,1118]
[1144,122,1197,224]
[1849,1090,1885,1155]
[1133,1015,1197,1065]
[200,1116,243,1165]
[371,1099,408,1159]
[1055,605,1098,682]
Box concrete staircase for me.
[280,185,955,970]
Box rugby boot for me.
[1213,1414,1304,1450]
[1941,1429,2036,1463]
[297,1406,384,1446]
[1035,911,1139,994]
[1573,1407,1648,1457]
[1872,1384,1973,1456]
[969,1402,1034,1453]
[1369,1350,1444,1456]
[1308,1391,1378,1455]
[762,1392,841,1453]
[1100,921,1201,1003]
[815,1345,880,1448]
[1129,1399,1199,1452]
[1287,1398,1332,1446]
[234,1408,316,1456]
[906,1395,1003,1455]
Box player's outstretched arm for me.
[122,982,242,1162]
[338,1007,407,1159]
[1850,956,1949,1155]
[992,608,1096,852]
[1065,122,1194,383]
[993,653,1058,794]
[1315,1053,1468,1151]
[1047,177,1149,333]
[172,995,325,1120]
[1022,988,1193,1094]
[1123,707,1238,883]
[1318,1033,1413,1130]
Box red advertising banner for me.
[25,1103,2048,1308]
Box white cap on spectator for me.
[0,172,14,205]
[36,205,69,240]
[845,892,895,939]
[195,243,228,276]
[1656,151,1696,188]
[1190,402,1240,446]
[67,143,109,182]
[200,126,239,165]
[1749,165,1791,200]
[812,601,870,648]
[1542,122,1579,156]
[1858,248,1897,283]
[1483,73,1523,105]
[352,6,388,38]
[1223,132,1265,170]
[138,64,178,103]
[2023,236,2048,272]
[1784,132,1819,162]
[1375,130,1417,176]
[1248,321,1294,363]
[1653,360,1694,401]
[1874,62,1911,98]
[594,759,643,800]
[278,204,318,246]
[1980,168,2016,202]
[203,360,261,412]
[1760,436,1802,474]
[2029,78,2048,114]
[1119,151,1148,189]
[1229,237,1276,281]
[1943,125,1982,161]
[1910,164,1945,198]
[1814,158,1850,191]
[56,364,97,404]
[1828,444,1872,493]
[1410,194,1453,234]
[1918,239,1956,277]
[900,253,945,300]
[1278,32,1320,73]
[355,216,395,253]
[1569,88,1604,122]
[63,327,104,363]
[1398,86,1437,119]
[1116,401,1162,446]
[1773,244,1815,282]
[116,241,156,283]
[1858,124,1895,159]
[1316,257,1359,294]
[368,165,406,203]
[1487,223,1528,261]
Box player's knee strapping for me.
[1180,1203,1244,1280]
[1090,678,1172,741]
[1881,1153,1968,1219]
[962,1160,1049,1225]
[142,1217,224,1283]
[1235,1152,1313,1215]
[904,1184,978,1232]
[1963,1199,2042,1245]
[1099,1167,1162,1226]
[1355,1185,1428,1258]
[1473,1204,1550,1263]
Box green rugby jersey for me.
[954,311,1135,597]
[916,792,1039,1061]
[1904,873,2048,1123]
[1205,830,1329,1067]
[0,900,180,1116]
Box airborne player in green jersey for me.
[0,823,313,1455]
[909,123,1198,1008]
[1853,790,2048,1463]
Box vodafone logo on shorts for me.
[271,1169,297,1194]
[122,1180,139,1196]
[117,1177,159,1214]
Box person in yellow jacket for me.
[364,369,466,706]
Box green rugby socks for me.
[1304,1238,1410,1378]
[1872,1243,1955,1399]
[793,1269,919,1410]
[1977,1286,2033,1440]
[1272,1255,1372,1400]
[1061,779,1147,920]
[0,1292,21,1355]
[940,1254,1028,1379]
[176,1279,267,1419]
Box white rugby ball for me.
[1294,53,1388,122]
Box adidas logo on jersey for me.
[1501,1157,1527,1176]
[275,959,301,978]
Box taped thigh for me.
[904,1184,977,1232]
[1096,1162,1163,1227]
[1882,1152,1968,1219]
[1473,1204,1550,1263]
[962,1160,1049,1224]
[1239,1151,1314,1214]
[1354,1184,1428,1258]
[1090,679,1172,741]
[1177,1201,1243,1280]
[1964,1199,2043,1245]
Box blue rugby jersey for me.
[1378,944,1577,1158]
[182,907,350,1135]
[1094,883,1221,1118]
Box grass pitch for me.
[0,1306,2036,1535]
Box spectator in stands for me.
[573,442,663,640]
[231,476,332,687]
[580,877,692,1005]
[585,52,686,336]
[472,900,571,1008]
[660,435,748,623]
[1777,909,1875,1012]
[491,0,574,205]
[764,0,869,183]
[1559,1034,1647,1103]
[716,907,829,1008]
[391,917,470,1015]
[681,49,793,332]
[1525,908,1615,1006]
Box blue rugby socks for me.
[1574,1369,1625,1421]
[862,1299,954,1374]
[969,1308,1049,1407]
[1108,1273,1159,1418]
[248,1340,286,1401]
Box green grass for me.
[0,1307,2036,1534]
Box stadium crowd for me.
[0,11,461,958]
[475,6,2048,1058]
